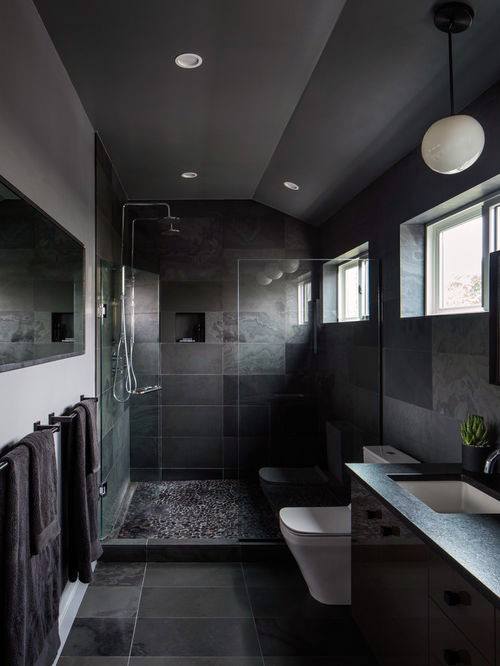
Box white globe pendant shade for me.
[256,272,273,286]
[421,114,485,174]
[283,259,300,274]
[264,262,283,280]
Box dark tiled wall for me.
[130,200,317,480]
[319,81,500,465]
[95,136,131,534]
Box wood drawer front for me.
[430,555,495,663]
[430,601,491,666]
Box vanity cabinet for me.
[351,478,498,666]
[351,478,430,665]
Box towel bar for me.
[49,412,77,425]
[33,421,60,434]
[0,461,8,471]
[80,395,99,402]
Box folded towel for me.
[19,430,60,555]
[67,405,103,583]
[75,398,99,474]
[0,445,61,666]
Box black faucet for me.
[484,448,500,474]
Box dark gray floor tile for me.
[242,563,306,589]
[131,618,261,657]
[130,658,262,665]
[91,562,145,586]
[264,656,376,666]
[144,563,245,588]
[256,618,373,657]
[247,588,349,619]
[61,618,134,656]
[58,659,128,665]
[139,587,252,618]
[77,586,141,618]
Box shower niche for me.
[175,312,205,343]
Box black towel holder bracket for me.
[80,395,98,402]
[33,421,60,434]
[49,412,77,426]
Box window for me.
[426,204,487,315]
[338,257,369,322]
[297,277,312,325]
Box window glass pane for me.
[439,215,482,309]
[344,264,359,319]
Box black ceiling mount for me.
[434,2,474,34]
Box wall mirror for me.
[0,176,85,372]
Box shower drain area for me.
[115,479,281,540]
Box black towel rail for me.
[80,395,98,402]
[33,421,60,434]
[49,412,77,426]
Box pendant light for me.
[421,2,484,174]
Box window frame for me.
[337,256,369,322]
[297,275,312,326]
[425,203,488,316]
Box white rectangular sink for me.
[396,479,500,514]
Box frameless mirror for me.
[0,177,85,372]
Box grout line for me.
[241,562,266,666]
[126,561,147,666]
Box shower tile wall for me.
[130,201,317,481]
[95,136,130,535]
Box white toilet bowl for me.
[279,444,418,605]
[279,506,351,605]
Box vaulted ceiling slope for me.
[34,0,500,225]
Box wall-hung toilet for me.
[279,443,418,605]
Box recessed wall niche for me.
[175,312,205,342]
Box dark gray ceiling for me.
[34,0,500,224]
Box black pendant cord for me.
[448,28,455,115]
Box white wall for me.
[0,0,95,445]
[0,0,96,654]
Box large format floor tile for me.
[256,617,373,658]
[247,587,348,620]
[58,659,128,665]
[139,587,252,618]
[91,561,146,586]
[242,562,306,589]
[77,586,141,618]
[61,618,135,656]
[129,658,263,665]
[131,618,261,657]
[144,562,245,588]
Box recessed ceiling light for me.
[181,171,198,179]
[175,53,203,69]
[284,181,300,191]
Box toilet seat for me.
[279,506,351,537]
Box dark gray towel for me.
[0,445,61,666]
[75,398,99,474]
[19,430,61,555]
[67,405,103,583]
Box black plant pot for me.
[462,444,491,474]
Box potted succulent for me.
[460,414,491,474]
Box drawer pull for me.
[442,649,469,665]
[366,509,382,520]
[443,590,471,607]
[380,525,400,537]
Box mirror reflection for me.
[0,178,84,371]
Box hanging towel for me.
[67,404,103,583]
[75,398,99,474]
[19,430,60,555]
[0,445,61,666]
